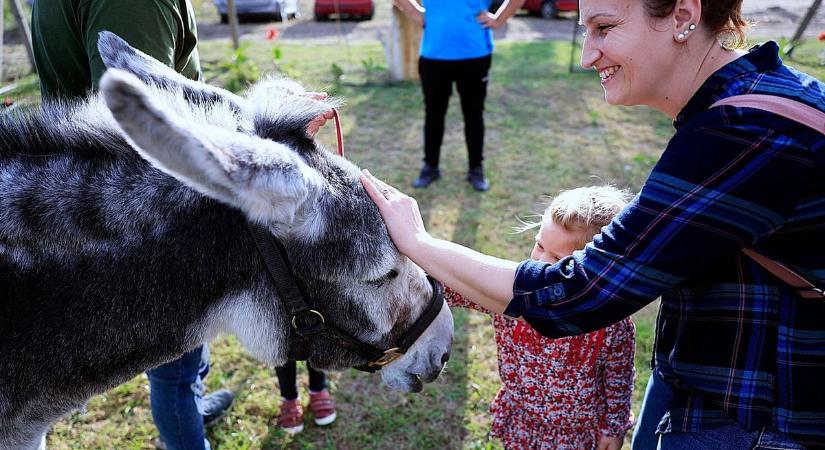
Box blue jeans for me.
[659,422,805,449]
[146,345,211,450]
[632,371,674,450]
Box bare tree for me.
[1,0,5,81]
[227,0,239,49]
[786,0,822,57]
[9,0,36,73]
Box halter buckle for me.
[368,347,404,368]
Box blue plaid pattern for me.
[504,42,825,447]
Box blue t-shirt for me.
[420,0,493,60]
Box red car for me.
[314,0,375,21]
[527,0,578,18]
[492,0,578,18]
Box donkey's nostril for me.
[441,351,450,364]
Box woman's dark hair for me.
[644,0,748,48]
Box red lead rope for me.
[332,108,345,158]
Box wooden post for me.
[386,5,421,81]
[9,0,36,73]
[227,0,240,50]
[786,0,822,57]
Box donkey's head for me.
[96,32,452,392]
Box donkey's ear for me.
[100,69,326,225]
[97,31,249,113]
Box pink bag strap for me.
[742,249,825,299]
[709,94,825,299]
[711,94,825,134]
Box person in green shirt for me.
[31,2,233,449]
[32,0,200,98]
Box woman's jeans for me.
[146,345,211,450]
[633,371,803,449]
[632,371,674,450]
[659,423,805,449]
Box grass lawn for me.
[3,24,824,450]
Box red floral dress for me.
[445,287,636,450]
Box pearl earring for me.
[676,23,695,42]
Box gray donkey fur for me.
[0,32,453,449]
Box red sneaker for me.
[308,390,336,426]
[277,398,304,434]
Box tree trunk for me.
[227,0,240,50]
[786,0,822,57]
[386,5,421,81]
[1,0,5,81]
[9,0,35,74]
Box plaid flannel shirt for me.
[504,42,825,447]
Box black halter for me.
[249,223,445,372]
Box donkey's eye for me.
[369,269,399,285]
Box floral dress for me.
[445,287,636,450]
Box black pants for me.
[418,55,492,170]
[275,360,326,400]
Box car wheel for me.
[540,0,558,18]
[220,13,228,24]
[314,13,329,21]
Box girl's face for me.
[530,220,586,264]
[579,0,676,107]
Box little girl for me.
[446,186,636,450]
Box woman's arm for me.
[361,110,813,338]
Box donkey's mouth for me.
[407,374,424,393]
[383,371,424,392]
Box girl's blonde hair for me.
[521,186,632,246]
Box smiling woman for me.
[361,0,825,448]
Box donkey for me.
[0,32,453,449]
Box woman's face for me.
[579,0,676,107]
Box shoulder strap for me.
[742,249,825,299]
[711,94,825,135]
[709,94,825,299]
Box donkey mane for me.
[0,101,133,159]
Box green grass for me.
[3,32,822,449]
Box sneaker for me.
[278,398,305,434]
[308,390,337,426]
[412,164,441,188]
[202,389,236,427]
[467,165,489,192]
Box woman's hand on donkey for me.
[360,170,432,258]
